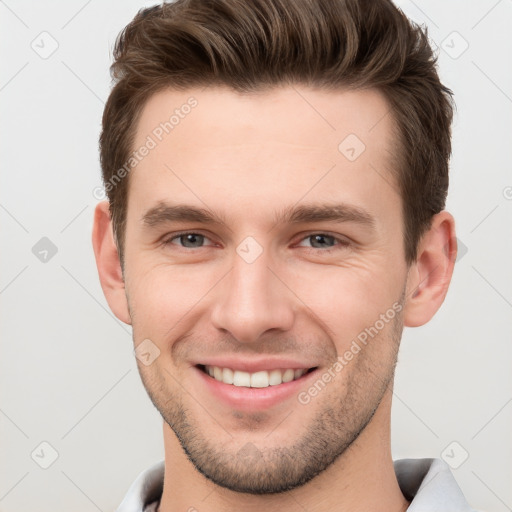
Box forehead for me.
[127,85,400,224]
[134,85,395,154]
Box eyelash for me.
[161,231,351,253]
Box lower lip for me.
[194,366,319,411]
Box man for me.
[92,0,475,510]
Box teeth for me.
[282,369,295,383]
[204,365,309,387]
[268,369,282,386]
[250,371,269,388]
[213,366,223,380]
[233,370,251,387]
[222,367,234,384]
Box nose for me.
[210,246,295,344]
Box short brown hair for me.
[99,0,454,268]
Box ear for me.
[91,201,132,325]
[403,211,457,327]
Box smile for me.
[198,364,317,388]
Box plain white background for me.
[1,1,511,511]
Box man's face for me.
[122,86,409,493]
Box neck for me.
[158,390,409,512]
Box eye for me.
[163,232,215,249]
[161,231,351,252]
[296,233,351,252]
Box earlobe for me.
[91,201,132,325]
[403,211,457,327]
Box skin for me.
[92,85,457,512]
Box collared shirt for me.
[115,458,476,512]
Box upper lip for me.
[195,357,318,373]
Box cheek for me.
[288,260,402,345]
[126,263,220,338]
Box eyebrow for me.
[142,203,227,227]
[274,203,375,228]
[141,201,375,230]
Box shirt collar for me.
[394,458,475,511]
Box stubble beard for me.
[134,298,404,494]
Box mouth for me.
[197,364,318,388]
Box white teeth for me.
[222,367,234,384]
[233,370,251,387]
[213,366,223,380]
[250,371,269,388]
[282,369,295,383]
[268,369,283,386]
[204,365,309,387]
